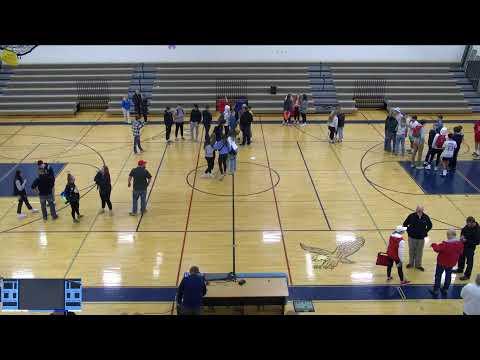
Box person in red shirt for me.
[429,229,464,297]
[386,225,411,285]
[473,120,480,158]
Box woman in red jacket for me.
[473,120,480,158]
[386,225,411,285]
[429,229,464,297]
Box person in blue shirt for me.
[121,96,131,124]
[176,266,207,315]
[213,134,231,180]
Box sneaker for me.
[416,166,424,170]
[387,276,393,281]
[31,208,39,213]
[129,212,137,216]
[406,264,413,269]
[219,174,225,181]
[175,137,179,141]
[410,164,415,168]
[425,164,431,170]
[452,268,463,274]
[17,213,27,219]
[472,152,478,156]
[400,280,411,285]
[440,288,448,296]
[200,173,209,178]
[460,275,470,281]
[441,170,447,177]
[181,137,185,140]
[209,173,215,178]
[73,218,80,223]
[428,289,439,297]
[52,215,59,220]
[43,217,48,221]
[416,266,425,272]
[434,166,438,171]
[78,214,84,218]
[142,209,148,214]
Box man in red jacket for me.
[429,229,464,297]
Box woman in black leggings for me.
[13,170,38,219]
[64,173,82,223]
[94,165,113,213]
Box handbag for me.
[376,252,390,266]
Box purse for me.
[376,252,390,266]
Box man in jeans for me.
[403,205,433,271]
[128,160,152,216]
[176,265,207,315]
[190,104,201,142]
[453,216,480,281]
[132,115,145,154]
[31,168,58,221]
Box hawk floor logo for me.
[300,236,365,270]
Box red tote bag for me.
[376,252,390,266]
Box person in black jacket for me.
[31,168,58,221]
[176,266,207,315]
[63,173,82,223]
[239,105,254,146]
[202,104,213,143]
[424,124,439,166]
[94,165,112,213]
[132,90,142,118]
[164,107,174,143]
[13,170,38,219]
[403,205,433,271]
[141,96,149,123]
[336,108,345,142]
[453,216,480,280]
[190,104,202,142]
[385,112,398,152]
[450,126,464,170]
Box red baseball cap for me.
[138,160,147,166]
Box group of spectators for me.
[385,206,479,300]
[121,90,149,124]
[283,94,309,126]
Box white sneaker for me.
[17,213,27,219]
[442,170,447,176]
[434,166,438,171]
[410,164,415,168]
[200,173,209,178]
[31,208,39,213]
[425,164,431,170]
[209,173,215,178]
[416,166,424,170]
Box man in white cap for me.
[385,225,411,285]
[460,273,480,315]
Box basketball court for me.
[0,109,477,314]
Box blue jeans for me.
[132,190,147,214]
[395,134,406,155]
[228,155,237,173]
[133,135,143,153]
[385,131,396,152]
[434,264,452,291]
[39,194,57,220]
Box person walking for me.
[176,265,207,315]
[450,126,464,170]
[164,107,174,143]
[190,104,201,142]
[336,107,345,143]
[128,160,152,216]
[63,173,82,223]
[94,165,112,213]
[429,229,464,297]
[200,138,216,178]
[239,104,253,146]
[395,115,407,156]
[425,127,448,171]
[121,96,131,124]
[440,133,457,177]
[201,104,213,143]
[13,170,38,219]
[403,205,433,271]
[132,115,145,154]
[227,129,238,175]
[31,167,58,221]
[213,134,230,180]
[174,104,185,141]
[453,216,480,281]
[132,90,142,118]
[327,110,338,144]
[473,119,480,158]
[410,119,426,169]
[386,225,411,285]
[460,274,480,315]
[299,94,308,126]
[283,94,293,126]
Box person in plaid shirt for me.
[132,115,145,154]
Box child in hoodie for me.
[386,225,411,285]
[425,127,448,171]
[227,129,238,175]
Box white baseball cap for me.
[395,225,408,233]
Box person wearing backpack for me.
[227,129,238,175]
[450,126,464,170]
[213,134,230,180]
[13,170,38,219]
[440,133,457,177]
[174,104,185,141]
[410,119,426,169]
[425,127,448,171]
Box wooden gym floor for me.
[0,110,478,315]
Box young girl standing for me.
[440,133,458,177]
[327,110,338,143]
[64,173,82,223]
[94,165,112,213]
[201,138,216,178]
[13,170,38,219]
[174,104,185,141]
[213,134,231,180]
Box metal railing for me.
[463,45,480,91]
[216,79,248,106]
[353,79,387,108]
[76,80,110,110]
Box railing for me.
[76,80,110,110]
[216,79,248,109]
[353,79,387,108]
[463,45,480,91]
